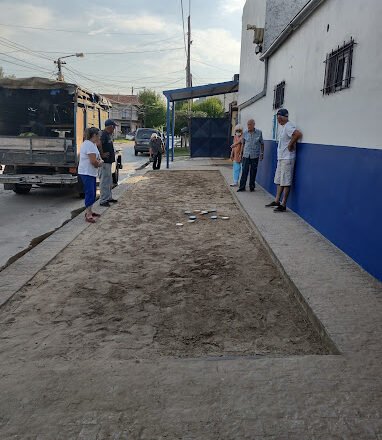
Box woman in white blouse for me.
[78,127,103,223]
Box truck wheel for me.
[13,184,32,194]
[134,150,138,156]
[112,167,119,185]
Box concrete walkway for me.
[0,158,381,439]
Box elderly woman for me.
[149,133,164,170]
[230,124,243,187]
[78,127,103,223]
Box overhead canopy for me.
[163,79,239,102]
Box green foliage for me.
[174,109,207,136]
[138,89,166,129]
[192,97,225,118]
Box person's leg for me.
[249,158,259,190]
[80,175,95,220]
[281,186,290,206]
[239,157,249,190]
[157,152,162,170]
[232,161,240,185]
[275,185,283,203]
[152,153,158,170]
[105,163,113,201]
[99,164,108,204]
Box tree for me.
[0,66,16,79]
[138,89,166,129]
[174,109,207,136]
[192,97,225,118]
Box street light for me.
[54,53,84,81]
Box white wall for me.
[239,0,382,149]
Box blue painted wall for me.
[257,141,382,281]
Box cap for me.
[105,119,118,127]
[277,108,289,117]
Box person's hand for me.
[260,153,264,161]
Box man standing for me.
[149,133,164,170]
[237,119,264,192]
[99,119,118,207]
[266,108,302,212]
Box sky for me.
[0,0,246,95]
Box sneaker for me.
[237,188,246,192]
[265,201,280,208]
[100,202,110,207]
[250,188,255,192]
[108,199,118,203]
[230,183,238,187]
[273,205,286,212]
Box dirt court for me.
[0,171,328,365]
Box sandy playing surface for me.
[0,170,328,363]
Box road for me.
[0,142,148,270]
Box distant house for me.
[102,94,142,135]
[239,0,382,281]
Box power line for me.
[191,58,235,73]
[21,47,184,56]
[0,22,161,36]
[180,0,188,59]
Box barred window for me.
[322,38,355,95]
[273,81,285,109]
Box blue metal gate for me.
[190,117,231,158]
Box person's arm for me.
[98,134,110,159]
[259,131,264,160]
[88,153,103,168]
[288,129,302,152]
[161,140,165,154]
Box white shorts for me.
[274,159,295,186]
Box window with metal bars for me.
[322,38,355,95]
[273,81,285,109]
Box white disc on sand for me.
[221,216,230,220]
[194,209,201,213]
[201,211,209,215]
[176,223,184,226]
[209,209,217,213]
[188,219,196,223]
[189,215,197,220]
[184,211,192,215]
[210,216,218,220]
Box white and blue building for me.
[238,0,382,281]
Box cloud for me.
[221,0,246,14]
[192,28,241,69]
[0,2,54,28]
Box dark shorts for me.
[79,174,97,208]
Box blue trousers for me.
[79,174,96,208]
[239,157,259,190]
[232,161,241,184]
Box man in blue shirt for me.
[237,119,264,192]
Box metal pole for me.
[171,102,176,162]
[166,99,171,169]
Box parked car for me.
[134,128,162,156]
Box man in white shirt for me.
[266,108,302,212]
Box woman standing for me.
[78,127,103,223]
[230,125,243,187]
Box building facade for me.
[102,94,142,136]
[239,0,382,280]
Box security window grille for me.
[323,39,355,94]
[273,81,285,109]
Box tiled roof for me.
[102,94,141,106]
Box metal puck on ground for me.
[221,216,230,220]
[184,210,192,215]
[188,219,196,223]
[210,216,218,220]
[189,215,197,220]
[201,211,209,215]
[176,223,184,227]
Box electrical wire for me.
[180,0,188,58]
[0,22,160,36]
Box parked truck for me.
[0,77,122,194]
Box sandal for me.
[85,215,96,223]
[265,201,280,208]
[92,212,101,217]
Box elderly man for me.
[99,119,118,207]
[266,108,302,212]
[237,119,264,192]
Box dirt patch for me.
[0,171,329,363]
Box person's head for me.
[234,124,243,136]
[277,108,289,125]
[247,119,255,132]
[85,127,100,143]
[104,119,117,134]
[151,133,158,140]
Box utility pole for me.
[186,14,191,88]
[54,53,84,82]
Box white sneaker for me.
[230,183,238,187]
